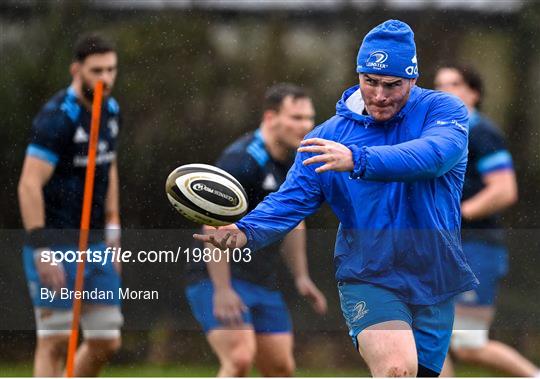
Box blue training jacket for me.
[236,85,478,305]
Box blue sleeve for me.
[472,126,513,175]
[26,110,71,166]
[236,151,324,251]
[350,95,468,182]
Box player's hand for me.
[193,224,247,250]
[295,275,327,315]
[298,138,354,173]
[213,287,248,327]
[34,248,66,291]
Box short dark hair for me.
[74,33,116,62]
[438,63,484,107]
[263,83,309,113]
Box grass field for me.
[0,362,504,377]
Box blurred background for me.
[1,0,539,376]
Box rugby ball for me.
[165,164,248,226]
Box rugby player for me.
[18,33,123,376]
[185,83,327,377]
[196,20,479,377]
[435,64,540,377]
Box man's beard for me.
[81,78,94,102]
[81,77,109,102]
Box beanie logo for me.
[366,50,389,70]
[405,55,418,76]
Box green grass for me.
[0,362,504,377]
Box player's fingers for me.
[314,292,328,314]
[300,138,328,146]
[303,154,332,166]
[193,233,212,243]
[314,163,334,173]
[230,304,245,326]
[297,145,327,154]
[226,234,237,249]
[217,232,231,248]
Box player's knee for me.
[279,359,295,377]
[381,359,417,377]
[227,348,254,375]
[265,356,295,377]
[452,345,484,363]
[36,336,69,360]
[85,337,122,359]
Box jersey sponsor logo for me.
[366,50,389,70]
[73,151,116,167]
[73,126,89,143]
[351,301,369,322]
[262,173,278,191]
[405,54,418,76]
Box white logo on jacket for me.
[352,301,369,322]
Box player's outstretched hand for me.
[193,224,247,250]
[213,287,248,327]
[298,138,354,174]
[295,276,328,315]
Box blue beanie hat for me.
[356,19,419,79]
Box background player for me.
[195,20,479,377]
[18,33,123,376]
[435,64,540,377]
[185,83,327,377]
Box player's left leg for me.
[454,338,540,377]
[249,285,294,376]
[255,333,295,377]
[74,304,123,376]
[450,241,540,377]
[73,244,123,376]
[356,320,418,377]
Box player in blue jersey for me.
[186,83,327,377]
[196,20,479,377]
[435,64,540,377]
[18,34,123,376]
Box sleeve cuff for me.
[348,144,367,179]
[235,221,255,251]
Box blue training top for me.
[237,85,478,305]
[26,86,121,230]
[461,111,514,245]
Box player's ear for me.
[70,61,80,78]
[471,90,481,108]
[262,109,278,126]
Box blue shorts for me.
[23,242,121,308]
[338,282,454,374]
[456,240,508,306]
[185,279,292,334]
